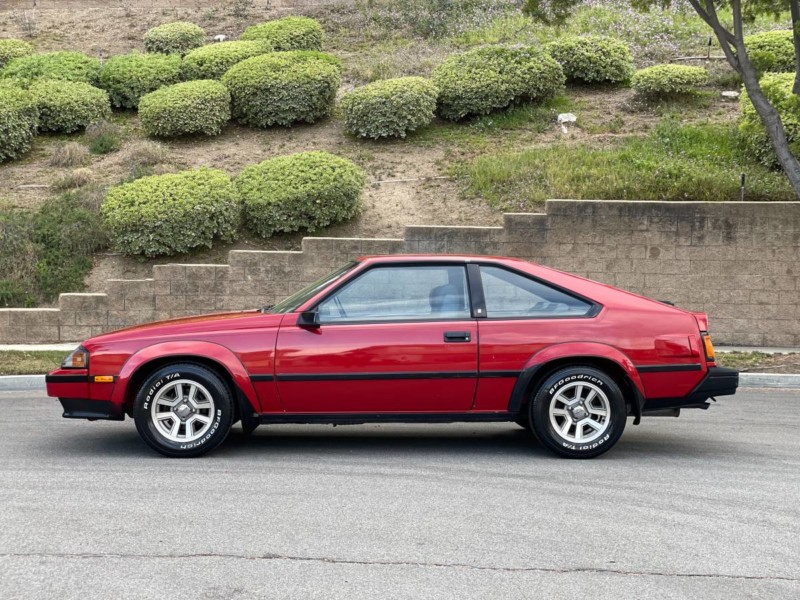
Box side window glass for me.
[480,266,592,318]
[318,266,470,323]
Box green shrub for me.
[222,51,341,127]
[101,168,241,256]
[85,120,122,154]
[546,35,633,84]
[181,40,273,80]
[139,80,231,137]
[98,52,182,108]
[744,30,795,74]
[432,46,564,120]
[341,77,438,138]
[0,87,38,162]
[0,192,107,306]
[631,64,708,96]
[1,51,101,84]
[240,16,324,51]
[0,39,34,69]
[143,22,206,55]
[28,80,111,133]
[236,151,365,237]
[740,72,800,168]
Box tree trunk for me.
[727,0,800,198]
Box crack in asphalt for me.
[1,552,797,582]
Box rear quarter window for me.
[480,266,593,319]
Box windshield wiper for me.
[260,304,274,313]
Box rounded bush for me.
[144,22,206,55]
[28,80,111,133]
[222,51,341,127]
[546,35,633,84]
[1,51,101,84]
[240,16,324,51]
[341,77,438,139]
[740,72,800,168]
[0,39,34,69]
[181,40,273,80]
[744,30,795,74]
[98,52,182,108]
[101,168,241,257]
[235,151,365,237]
[139,80,231,137]
[631,64,708,96]
[432,46,565,121]
[0,87,38,162]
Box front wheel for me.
[133,363,234,458]
[529,366,626,459]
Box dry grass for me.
[48,142,89,168]
[52,168,95,191]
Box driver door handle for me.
[444,331,471,343]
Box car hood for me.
[82,310,284,348]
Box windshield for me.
[268,261,358,314]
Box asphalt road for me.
[1,389,798,600]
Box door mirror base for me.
[297,310,320,328]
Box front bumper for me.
[59,398,125,421]
[643,366,739,413]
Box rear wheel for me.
[133,363,234,458]
[529,366,626,459]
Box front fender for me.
[507,342,645,415]
[110,341,261,413]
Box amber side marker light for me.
[93,376,114,383]
[702,333,715,362]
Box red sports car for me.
[46,255,738,458]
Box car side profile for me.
[46,255,738,458]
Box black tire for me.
[529,366,626,459]
[133,363,234,458]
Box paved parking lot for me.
[1,389,798,599]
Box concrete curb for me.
[0,375,46,391]
[1,372,799,392]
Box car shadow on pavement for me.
[49,422,739,461]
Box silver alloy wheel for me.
[151,379,216,443]
[548,381,611,444]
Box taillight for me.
[701,332,715,362]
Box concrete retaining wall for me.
[1,200,798,346]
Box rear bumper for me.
[59,398,125,421]
[642,366,739,413]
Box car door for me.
[274,263,478,413]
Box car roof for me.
[358,254,530,265]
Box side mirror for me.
[297,310,320,329]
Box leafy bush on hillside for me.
[0,192,107,306]
[1,51,101,84]
[98,52,182,108]
[744,30,795,74]
[101,168,241,256]
[341,77,438,138]
[546,35,633,84]
[28,80,111,133]
[222,51,341,127]
[240,16,324,51]
[0,87,38,162]
[740,72,800,168]
[181,41,273,80]
[432,45,564,120]
[139,80,230,137]
[235,151,365,237]
[143,21,206,55]
[0,39,34,69]
[631,64,708,96]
